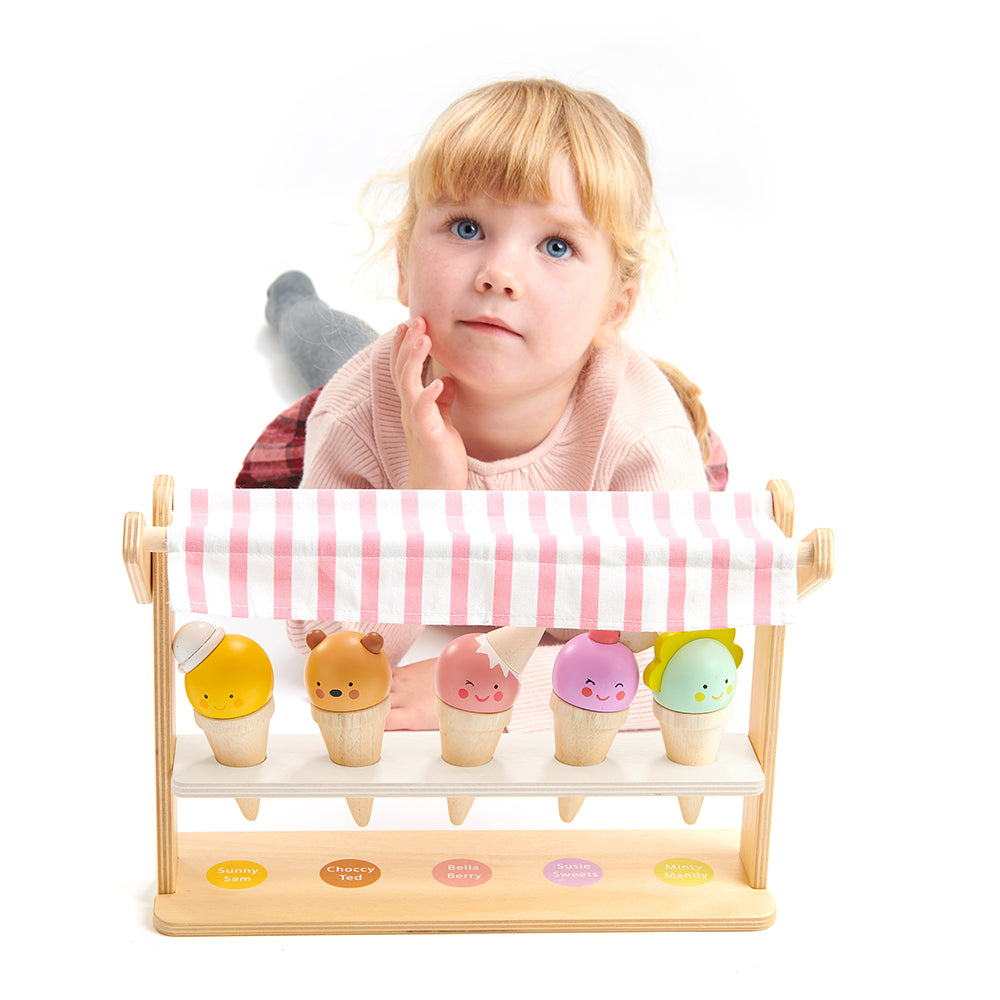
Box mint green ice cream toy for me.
[643,630,743,769]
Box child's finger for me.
[390,322,414,380]
[393,323,432,405]
[409,379,447,431]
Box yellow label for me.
[654,857,713,886]
[205,860,267,889]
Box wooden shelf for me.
[172,730,764,800]
[154,828,775,935]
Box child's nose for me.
[475,254,522,298]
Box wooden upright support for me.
[739,479,793,890]
[152,475,177,896]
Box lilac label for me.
[543,857,603,886]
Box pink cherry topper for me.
[434,632,522,714]
[551,631,639,712]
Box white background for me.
[3,1,996,994]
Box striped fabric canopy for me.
[165,488,798,631]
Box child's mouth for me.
[461,318,521,338]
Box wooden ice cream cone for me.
[346,798,375,827]
[446,797,476,826]
[194,697,274,766]
[678,795,705,825]
[235,798,260,821]
[311,697,390,766]
[550,691,629,823]
[550,691,628,766]
[652,700,733,766]
[435,698,512,826]
[558,796,587,823]
[435,699,512,766]
[194,698,274,822]
[311,696,390,828]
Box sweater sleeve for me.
[300,410,387,490]
[607,426,708,492]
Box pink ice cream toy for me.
[434,632,522,713]
[433,627,542,826]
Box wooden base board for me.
[153,828,775,936]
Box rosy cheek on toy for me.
[581,684,594,698]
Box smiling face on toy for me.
[183,634,274,720]
[305,630,392,712]
[653,638,737,714]
[434,632,521,714]
[551,630,639,713]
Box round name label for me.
[654,857,714,886]
[205,860,267,889]
[432,858,493,887]
[543,857,603,886]
[320,859,381,888]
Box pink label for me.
[432,858,493,887]
[543,857,603,886]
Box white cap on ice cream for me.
[172,621,226,673]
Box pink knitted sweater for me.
[291,332,708,732]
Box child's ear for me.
[595,280,637,348]
[396,256,409,307]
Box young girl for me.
[272,79,711,732]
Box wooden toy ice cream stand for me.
[123,475,832,935]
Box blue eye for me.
[544,236,573,259]
[450,218,480,240]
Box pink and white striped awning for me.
[165,489,798,631]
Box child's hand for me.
[391,318,469,490]
[386,657,439,730]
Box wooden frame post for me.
[152,475,177,895]
[739,480,794,889]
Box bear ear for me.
[361,632,384,655]
[306,629,327,651]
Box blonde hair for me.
[393,78,660,289]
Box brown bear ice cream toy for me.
[304,629,391,826]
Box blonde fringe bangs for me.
[397,80,657,285]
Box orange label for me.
[320,859,381,888]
